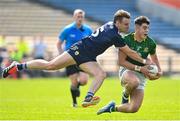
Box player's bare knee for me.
[129,105,140,113]
[130,79,139,88]
[79,79,88,86]
[124,72,139,89]
[79,76,88,85]
[124,79,139,90]
[123,71,134,82]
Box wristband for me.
[143,59,146,64]
[135,65,141,72]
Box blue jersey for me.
[59,22,92,50]
[81,22,126,56]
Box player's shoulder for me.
[146,36,157,49]
[124,32,133,37]
[123,32,133,40]
[63,23,75,31]
[104,21,114,27]
[147,36,156,45]
[60,23,74,35]
[103,21,118,33]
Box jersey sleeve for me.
[113,35,126,47]
[149,38,156,55]
[149,40,157,55]
[58,27,69,42]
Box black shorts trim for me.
[66,65,82,76]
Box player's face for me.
[118,18,130,33]
[74,13,84,26]
[136,23,149,39]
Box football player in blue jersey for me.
[2,9,151,107]
[57,9,93,107]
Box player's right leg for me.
[2,51,76,78]
[79,62,106,107]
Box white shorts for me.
[119,67,147,90]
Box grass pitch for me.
[0,77,179,120]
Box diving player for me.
[2,10,151,107]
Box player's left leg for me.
[79,61,106,107]
[2,52,76,78]
[116,89,144,113]
[97,89,144,114]
[97,70,146,114]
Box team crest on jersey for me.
[75,51,79,55]
[136,46,141,51]
[143,47,149,52]
[70,34,76,38]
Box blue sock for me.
[17,63,27,71]
[85,92,94,99]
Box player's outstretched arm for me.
[118,50,149,76]
[118,50,135,70]
[119,45,151,65]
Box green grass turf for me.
[0,77,179,120]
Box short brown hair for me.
[113,9,131,23]
[134,16,150,25]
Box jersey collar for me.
[132,32,146,42]
[72,22,84,29]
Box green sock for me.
[111,106,117,112]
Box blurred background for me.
[0,0,180,79]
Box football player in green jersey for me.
[97,16,162,114]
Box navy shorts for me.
[67,41,97,66]
[66,65,82,76]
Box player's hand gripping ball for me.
[148,64,158,77]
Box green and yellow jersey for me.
[123,32,156,66]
